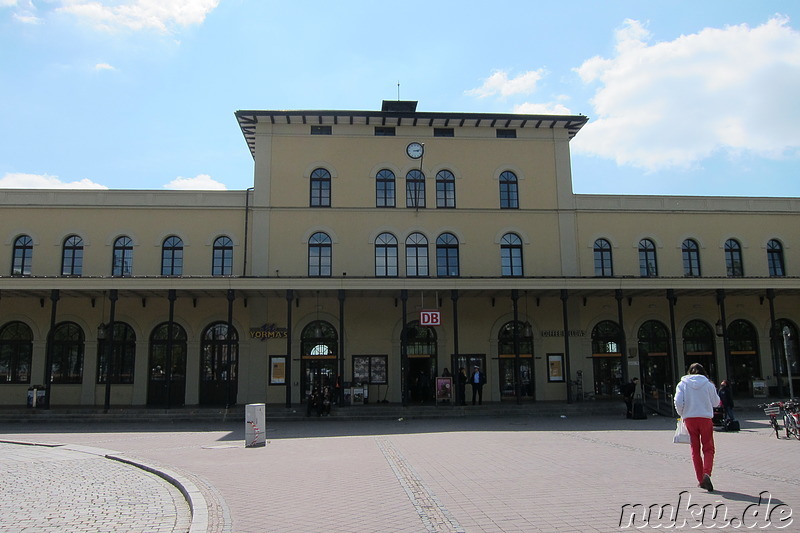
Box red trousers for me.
[684,417,715,482]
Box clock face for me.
[406,142,424,159]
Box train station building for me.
[1,100,798,410]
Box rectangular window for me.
[311,125,332,135]
[374,127,396,136]
[496,129,517,138]
[352,355,388,384]
[434,128,454,137]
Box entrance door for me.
[147,322,187,407]
[301,358,337,400]
[199,322,238,406]
[408,356,434,403]
[499,356,533,401]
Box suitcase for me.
[724,419,740,432]
[632,403,647,419]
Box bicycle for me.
[759,402,782,439]
[783,399,800,441]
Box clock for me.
[406,142,424,159]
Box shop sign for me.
[420,310,441,326]
[250,323,288,340]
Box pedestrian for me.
[442,367,451,378]
[457,367,468,406]
[718,380,735,422]
[674,363,720,491]
[470,365,486,405]
[622,377,639,418]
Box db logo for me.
[420,310,441,326]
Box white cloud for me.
[513,101,573,115]
[94,62,115,70]
[13,12,41,24]
[0,172,108,189]
[164,174,227,190]
[56,0,220,33]
[572,16,800,171]
[1,0,19,7]
[466,69,544,98]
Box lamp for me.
[97,323,107,340]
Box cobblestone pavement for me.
[0,442,191,533]
[2,408,800,532]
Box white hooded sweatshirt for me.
[674,374,720,419]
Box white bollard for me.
[245,403,266,448]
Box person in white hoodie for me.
[674,363,721,491]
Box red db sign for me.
[420,310,441,326]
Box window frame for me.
[767,239,785,277]
[310,167,331,207]
[682,239,701,277]
[406,169,426,208]
[112,236,133,277]
[96,322,136,384]
[375,169,396,208]
[499,171,519,209]
[308,232,332,277]
[0,321,33,384]
[11,235,33,276]
[638,238,658,277]
[212,236,233,276]
[161,236,184,276]
[435,169,456,208]
[725,239,744,277]
[405,232,429,277]
[374,233,398,277]
[61,235,84,277]
[436,233,460,277]
[500,233,523,277]
[593,238,613,277]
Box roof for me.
[234,102,589,159]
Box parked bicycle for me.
[783,399,800,441]
[759,402,782,439]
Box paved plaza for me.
[1,407,799,532]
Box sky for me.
[1,1,799,197]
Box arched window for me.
[593,238,613,277]
[112,236,133,277]
[592,320,622,355]
[212,236,233,276]
[12,235,33,276]
[406,169,425,208]
[405,321,437,356]
[767,239,785,277]
[498,321,534,354]
[405,232,429,277]
[725,239,743,277]
[499,171,518,209]
[301,320,338,358]
[682,320,716,381]
[727,319,761,396]
[61,235,84,276]
[96,322,136,384]
[500,233,523,277]
[682,239,701,277]
[308,232,332,277]
[310,167,331,207]
[49,322,84,384]
[0,321,33,384]
[376,169,395,207]
[638,239,658,277]
[435,170,455,208]
[161,236,183,276]
[436,233,459,277]
[375,233,398,277]
[300,319,339,399]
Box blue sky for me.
[1,1,799,196]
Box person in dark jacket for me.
[470,366,486,405]
[622,377,639,418]
[457,367,468,406]
[718,380,735,422]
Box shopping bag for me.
[673,418,690,444]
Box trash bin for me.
[27,386,45,408]
[245,403,266,448]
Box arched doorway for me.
[199,322,238,406]
[0,321,33,384]
[300,320,338,401]
[405,321,437,403]
[638,320,671,400]
[728,319,761,397]
[772,319,800,397]
[147,322,187,407]
[591,320,623,397]
[682,320,717,384]
[497,320,534,401]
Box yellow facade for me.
[1,101,798,409]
